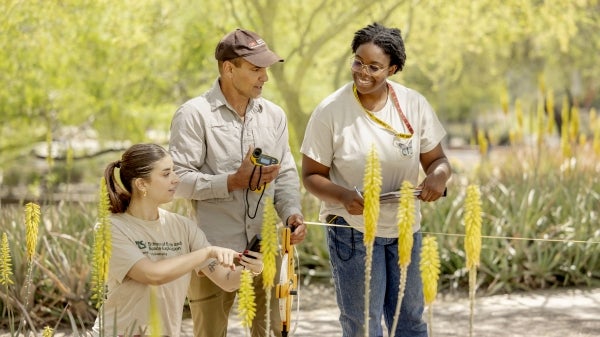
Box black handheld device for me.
[250,148,279,166]
[244,234,262,258]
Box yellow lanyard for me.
[353,83,414,139]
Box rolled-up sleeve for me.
[271,115,302,221]
[274,151,302,221]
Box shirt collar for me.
[207,78,262,117]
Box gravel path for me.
[7,283,597,336]
[179,283,600,337]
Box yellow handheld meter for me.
[250,148,279,166]
[249,148,278,193]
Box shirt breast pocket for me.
[208,123,241,169]
[250,126,278,153]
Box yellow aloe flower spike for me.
[260,198,278,289]
[237,269,257,328]
[561,97,570,129]
[92,177,112,308]
[559,97,572,152]
[464,185,482,269]
[561,123,572,158]
[593,122,600,155]
[25,202,41,262]
[46,129,54,168]
[546,90,555,134]
[420,236,440,305]
[390,180,415,334]
[363,144,382,245]
[578,134,586,148]
[464,184,482,337]
[515,99,524,128]
[260,198,278,334]
[362,144,381,336]
[23,202,41,332]
[42,326,54,337]
[476,130,488,157]
[569,106,579,144]
[397,181,415,268]
[508,129,516,145]
[500,86,509,115]
[537,73,546,95]
[1,232,16,337]
[536,100,545,149]
[420,236,441,337]
[149,287,162,337]
[0,233,14,286]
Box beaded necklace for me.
[352,82,414,139]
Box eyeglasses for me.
[350,59,388,75]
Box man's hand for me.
[287,214,307,245]
[228,147,281,192]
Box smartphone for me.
[245,234,261,258]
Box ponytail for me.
[102,143,169,213]
[103,160,131,213]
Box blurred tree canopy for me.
[1,0,599,167]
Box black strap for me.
[245,166,266,219]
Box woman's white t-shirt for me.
[301,81,446,237]
[92,208,210,337]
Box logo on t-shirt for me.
[135,240,147,250]
[135,240,184,257]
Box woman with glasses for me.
[300,23,451,337]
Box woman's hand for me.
[342,187,364,215]
[239,250,264,276]
[207,246,238,270]
[303,155,365,213]
[418,144,451,202]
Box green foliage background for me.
[1,0,599,167]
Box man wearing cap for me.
[168,28,306,337]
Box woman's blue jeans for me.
[327,216,428,337]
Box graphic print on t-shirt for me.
[137,240,183,257]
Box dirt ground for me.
[6,279,597,336]
[185,283,600,337]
